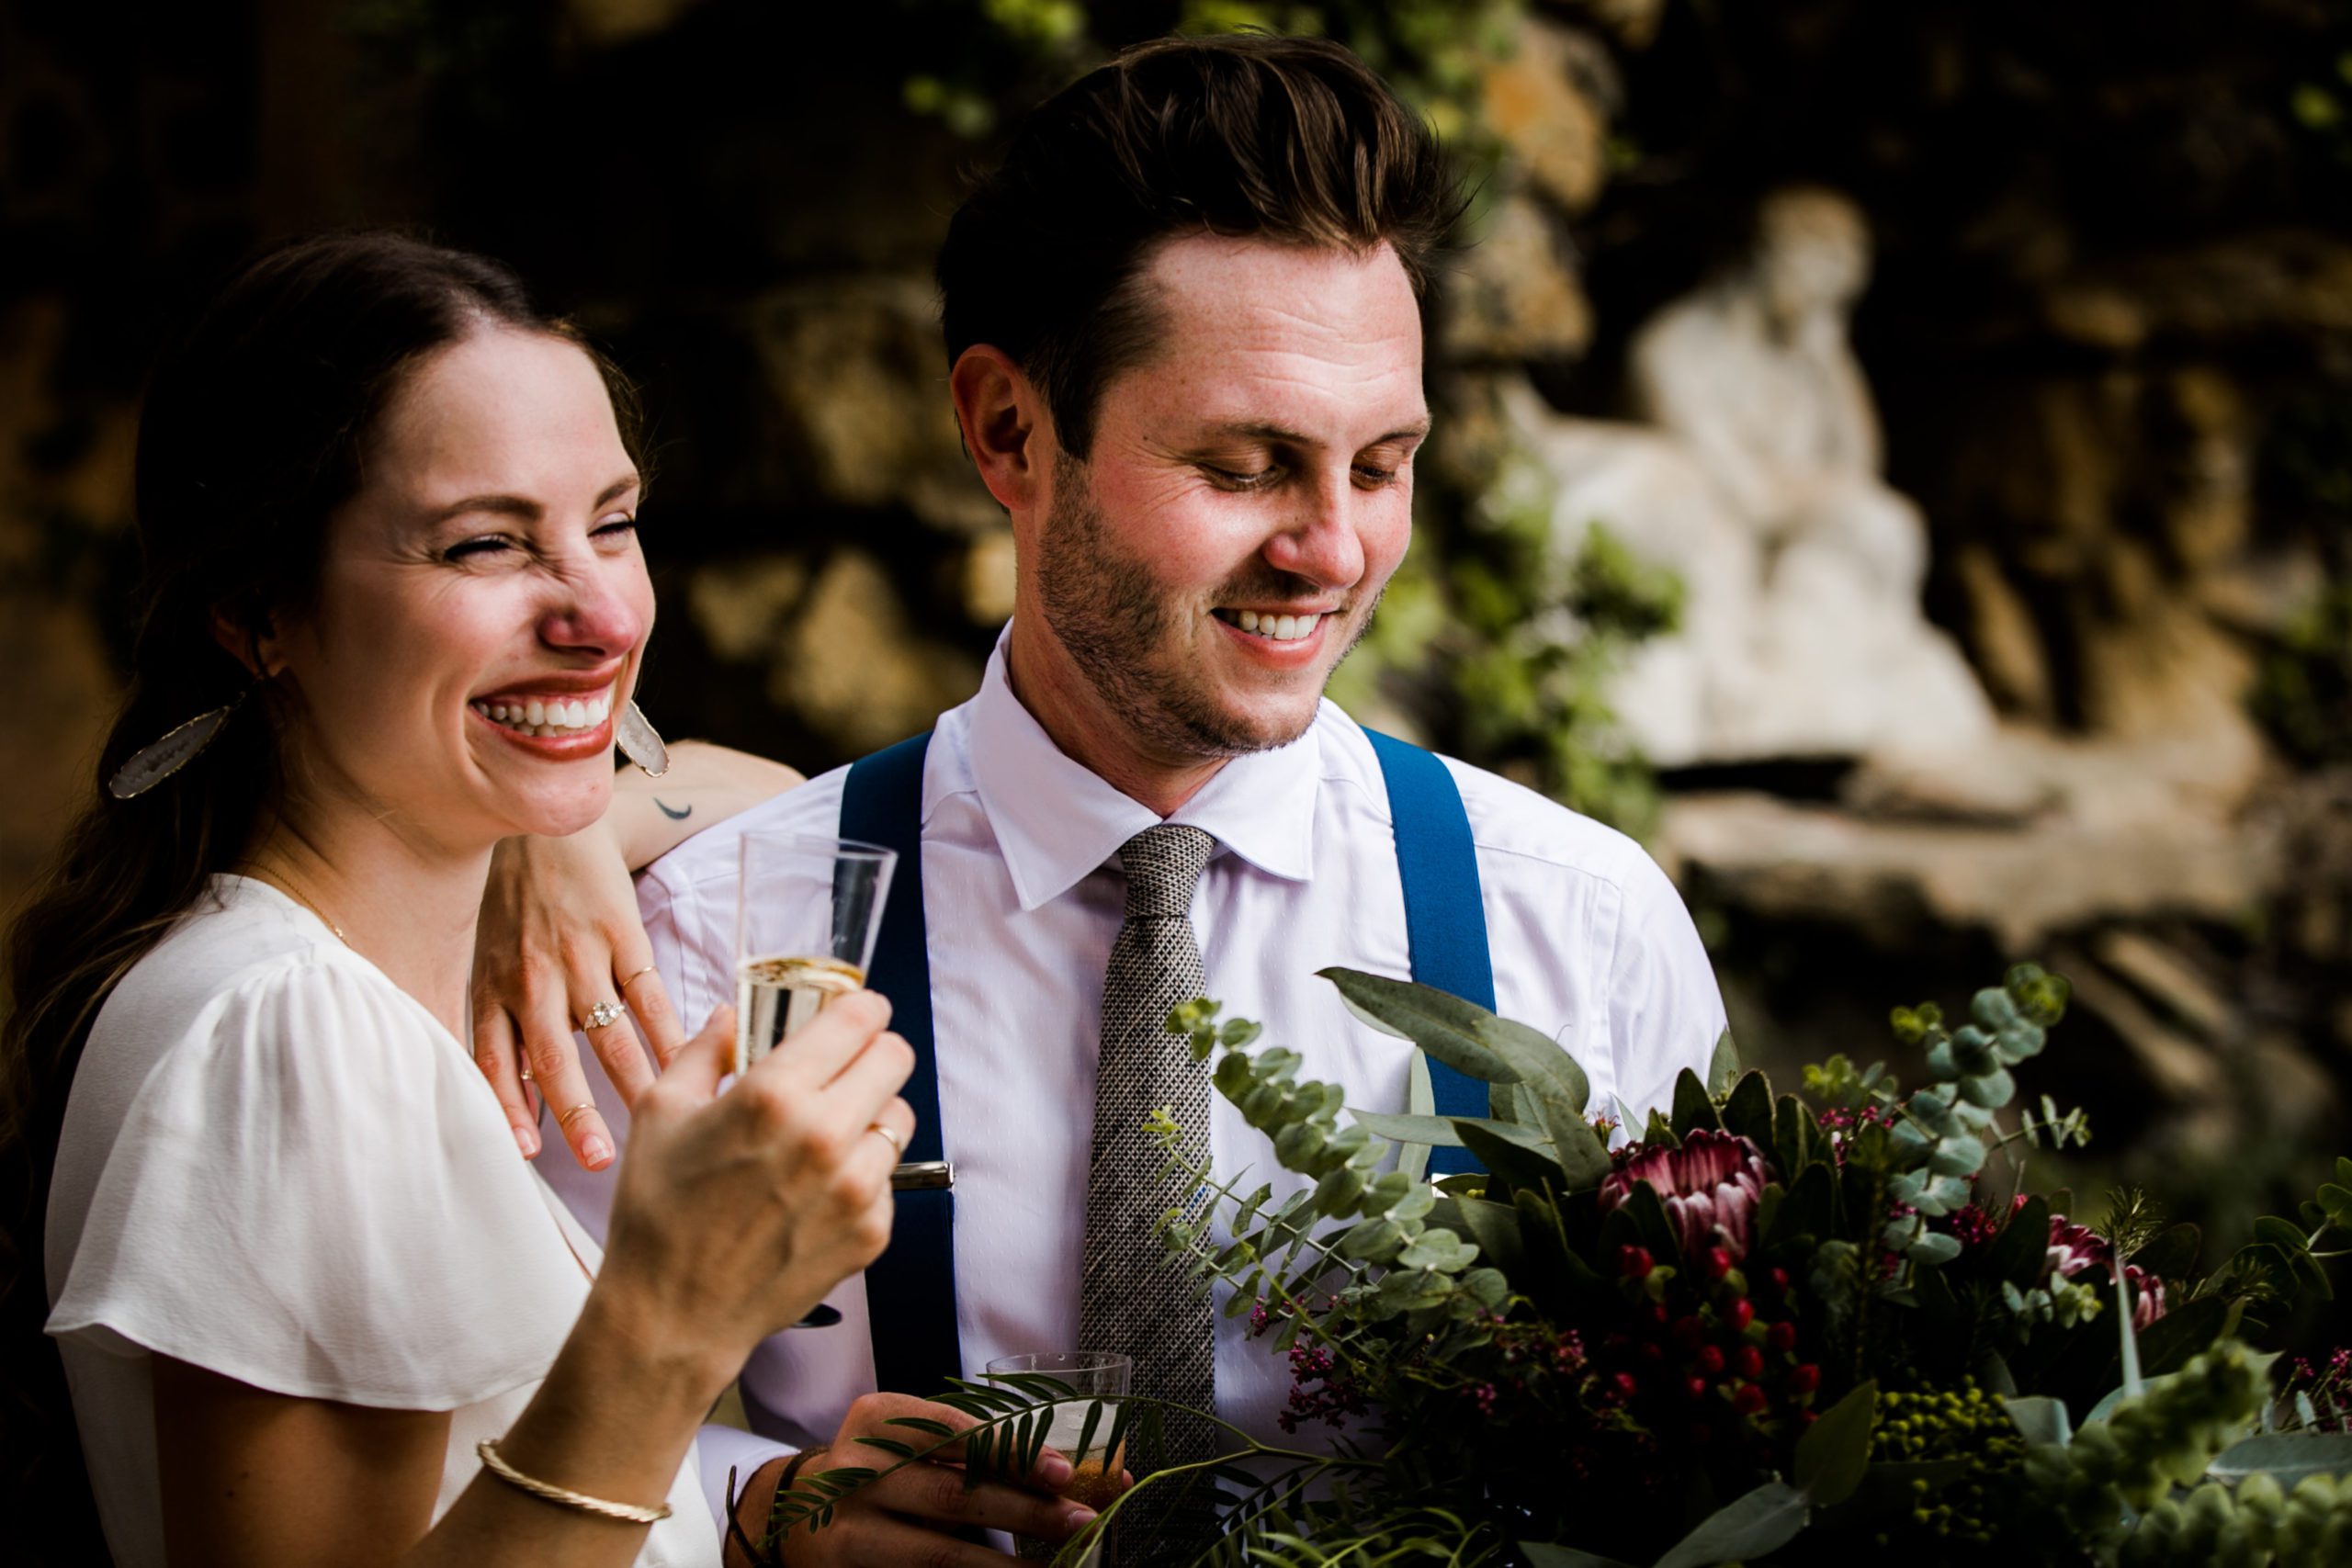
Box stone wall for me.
[6,3,2351,1255]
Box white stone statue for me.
[1505,186,1995,766]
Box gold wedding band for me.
[867,1122,905,1156]
[580,999,625,1032]
[558,1102,599,1129]
[618,964,659,990]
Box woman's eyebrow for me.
[425,472,640,524]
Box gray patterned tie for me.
[1080,825,1217,1476]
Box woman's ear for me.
[209,602,278,680]
[948,344,1055,515]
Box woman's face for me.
[269,325,655,852]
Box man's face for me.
[1030,233,1427,761]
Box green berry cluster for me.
[1867,1380,2027,1547]
[2025,1344,2266,1536]
[2116,1472,2352,1565]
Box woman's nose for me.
[540,560,649,657]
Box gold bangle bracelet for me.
[475,1438,674,1525]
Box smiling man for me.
[531,34,1726,1566]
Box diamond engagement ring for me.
[581,999,625,1032]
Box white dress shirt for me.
[542,628,1725,1453]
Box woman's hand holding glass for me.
[594,988,915,1386]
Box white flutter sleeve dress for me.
[45,875,716,1568]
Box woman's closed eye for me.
[443,513,637,563]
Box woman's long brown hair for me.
[0,231,635,1564]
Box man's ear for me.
[949,344,1052,514]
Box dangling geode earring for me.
[616,698,670,778]
[107,687,254,800]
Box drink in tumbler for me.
[1038,1398,1126,1511]
[984,1350,1132,1562]
[734,953,865,1073]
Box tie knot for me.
[1117,825,1216,919]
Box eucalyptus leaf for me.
[1707,1029,1743,1098]
[1321,972,1603,1180]
[2003,1394,2073,1447]
[1451,1197,1528,1275]
[1650,1480,1811,1568]
[1795,1381,1875,1506]
[1459,1121,1570,1199]
[2255,1214,2312,1256]
[1519,1547,1636,1568]
[2206,1432,2352,1484]
[1349,1110,1550,1151]
[1401,1047,1434,1186]
[1907,1231,1962,1266]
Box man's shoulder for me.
[1317,705,1657,897]
[640,764,853,896]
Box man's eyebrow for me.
[1199,418,1433,448]
[427,472,640,524]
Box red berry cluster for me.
[1600,1245,1821,1460]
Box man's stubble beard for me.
[1035,455,1381,763]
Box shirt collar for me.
[966,626,1322,912]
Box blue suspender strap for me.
[839,731,963,1396]
[1362,728,1497,1177]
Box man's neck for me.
[1003,618,1229,818]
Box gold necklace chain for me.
[247,866,350,947]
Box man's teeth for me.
[1223,609,1322,642]
[470,693,613,737]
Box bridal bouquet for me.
[772,965,2352,1565]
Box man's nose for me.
[1261,470,1367,589]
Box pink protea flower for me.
[1598,1129,1773,1262]
[2044,1215,2168,1328]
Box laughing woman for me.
[0,233,913,1567]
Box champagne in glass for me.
[735,953,865,1068]
[733,834,894,1075]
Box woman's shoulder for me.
[49,879,582,1410]
[96,876,431,1061]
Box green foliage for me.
[2253,576,2352,765]
[783,966,2352,1563]
[1449,513,1682,837]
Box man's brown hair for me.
[937,32,1460,457]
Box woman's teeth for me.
[1221,609,1323,642]
[471,693,612,737]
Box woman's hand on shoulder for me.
[469,740,801,1170]
[597,996,916,1364]
[471,820,677,1168]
